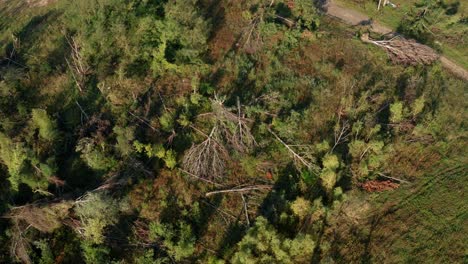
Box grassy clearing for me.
[0,0,57,54]
[325,158,468,263]
[369,159,467,262]
[335,0,468,69]
[335,0,419,28]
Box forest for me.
[0,0,466,263]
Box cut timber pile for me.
[361,33,439,66]
[360,180,399,192]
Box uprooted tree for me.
[361,33,439,65]
[182,97,256,181]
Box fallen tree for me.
[361,33,439,65]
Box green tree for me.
[390,101,404,123]
[113,125,135,156]
[74,193,120,244]
[291,197,312,220]
[76,138,117,171]
[232,217,315,264]
[81,241,111,264]
[134,141,177,169]
[291,0,320,30]
[0,133,28,190]
[33,239,54,264]
[149,221,196,261]
[348,140,387,179]
[31,109,58,141]
[320,154,340,196]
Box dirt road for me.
[325,1,468,81]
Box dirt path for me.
[325,1,468,81]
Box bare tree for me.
[268,127,320,173]
[182,96,256,181]
[6,201,73,264]
[331,117,350,152]
[182,126,229,180]
[205,184,272,197]
[377,0,389,10]
[9,221,32,264]
[237,0,276,53]
[65,36,90,93]
[212,97,256,153]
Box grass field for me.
[368,159,468,262]
[336,0,468,69]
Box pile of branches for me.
[360,180,399,192]
[361,34,439,65]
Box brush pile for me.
[360,180,400,192]
[361,33,439,65]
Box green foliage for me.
[231,217,315,263]
[33,239,54,264]
[291,0,320,30]
[320,154,340,195]
[65,0,209,79]
[290,197,312,220]
[163,149,177,169]
[300,170,317,185]
[31,109,58,141]
[76,138,117,171]
[0,132,28,190]
[315,141,330,153]
[412,96,426,117]
[149,221,196,261]
[348,140,387,179]
[113,126,135,156]
[322,154,339,171]
[81,241,111,264]
[133,249,156,264]
[133,141,177,169]
[333,187,344,201]
[398,0,452,45]
[320,169,337,195]
[390,101,404,123]
[74,193,120,244]
[159,112,175,132]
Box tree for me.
[33,239,54,264]
[31,109,58,141]
[0,132,28,190]
[320,154,340,196]
[291,0,320,30]
[76,138,117,172]
[291,197,312,220]
[148,221,196,261]
[74,193,120,244]
[390,101,404,123]
[360,34,439,66]
[8,202,72,233]
[232,217,315,264]
[212,97,256,153]
[81,241,111,264]
[113,125,135,156]
[182,126,228,180]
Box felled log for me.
[361,33,439,66]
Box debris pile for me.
[361,33,439,65]
[360,180,400,192]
